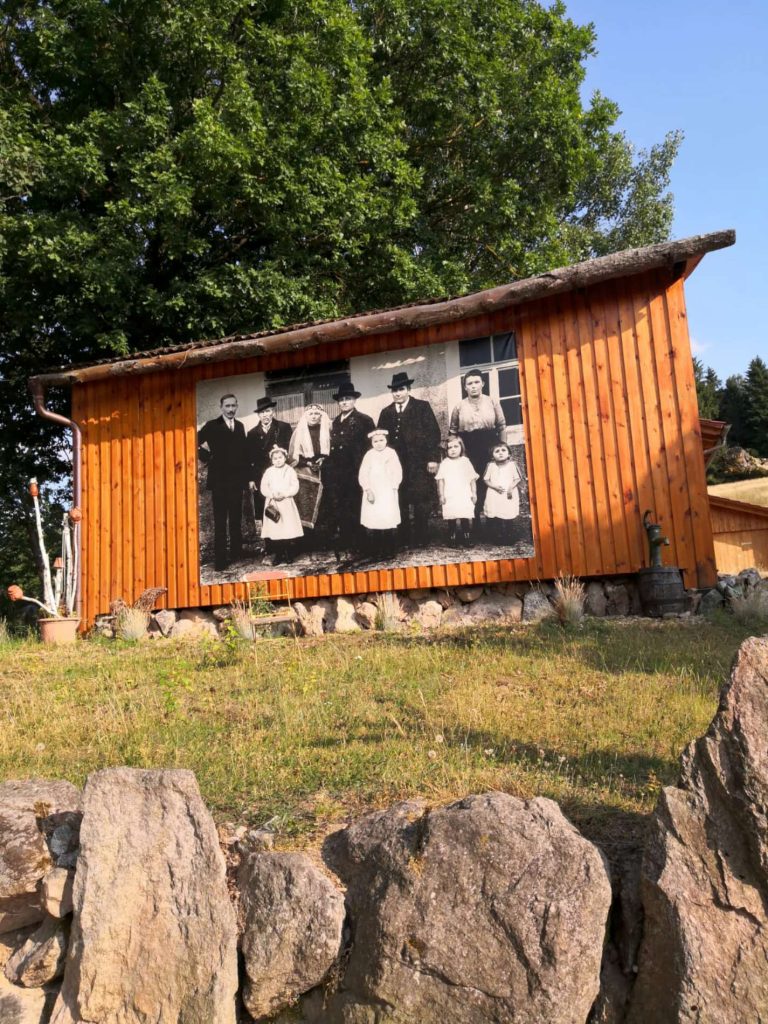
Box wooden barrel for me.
[637,567,688,617]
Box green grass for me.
[0,616,759,858]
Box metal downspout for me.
[28,380,83,619]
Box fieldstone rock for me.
[238,851,345,1020]
[321,793,611,1023]
[738,567,762,589]
[585,581,608,617]
[5,914,69,987]
[50,768,237,1024]
[700,588,725,614]
[152,608,177,636]
[354,601,378,630]
[179,607,216,624]
[455,585,484,604]
[212,605,233,621]
[433,588,455,609]
[626,581,643,616]
[627,638,768,1024]
[396,596,418,622]
[522,588,553,622]
[335,597,361,634]
[0,780,81,935]
[46,817,80,871]
[470,592,522,622]
[0,927,57,1024]
[407,588,433,601]
[294,600,334,637]
[417,600,443,630]
[444,593,522,627]
[169,617,217,639]
[604,582,630,617]
[41,869,74,920]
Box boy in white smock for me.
[435,435,478,546]
[260,446,304,565]
[358,430,402,556]
[483,442,522,544]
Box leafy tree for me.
[0,0,682,588]
[743,356,768,457]
[693,358,721,420]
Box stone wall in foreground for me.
[3,637,768,1023]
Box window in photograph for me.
[458,333,522,433]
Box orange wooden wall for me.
[72,268,716,624]
[709,497,768,574]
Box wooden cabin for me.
[30,230,735,625]
[709,495,768,575]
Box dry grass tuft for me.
[114,606,149,642]
[553,575,586,626]
[229,599,255,641]
[374,592,402,632]
[730,587,768,626]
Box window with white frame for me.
[458,332,522,436]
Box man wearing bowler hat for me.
[377,371,441,547]
[324,381,375,558]
[197,393,249,571]
[247,396,293,522]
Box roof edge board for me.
[31,228,735,388]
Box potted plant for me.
[6,478,81,644]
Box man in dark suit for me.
[246,396,293,521]
[377,371,441,547]
[323,381,375,558]
[197,393,249,571]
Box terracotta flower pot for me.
[39,617,80,645]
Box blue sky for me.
[565,0,767,381]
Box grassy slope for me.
[1,617,760,857]
[709,477,768,506]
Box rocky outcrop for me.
[0,780,81,934]
[321,792,611,1023]
[627,637,768,1023]
[238,850,345,1020]
[50,767,237,1024]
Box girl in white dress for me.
[483,443,523,544]
[358,430,402,556]
[259,447,304,565]
[435,436,478,546]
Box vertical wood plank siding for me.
[73,270,717,623]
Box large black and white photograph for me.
[196,333,535,583]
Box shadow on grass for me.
[363,616,753,686]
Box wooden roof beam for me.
[30,229,735,388]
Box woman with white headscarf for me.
[287,403,332,545]
[288,404,331,471]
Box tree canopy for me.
[0,0,682,600]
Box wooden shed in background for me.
[31,230,735,625]
[709,495,768,575]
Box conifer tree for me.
[743,356,768,457]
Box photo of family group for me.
[196,333,535,583]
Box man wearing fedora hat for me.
[247,396,293,523]
[323,381,375,557]
[198,393,249,571]
[377,371,441,547]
